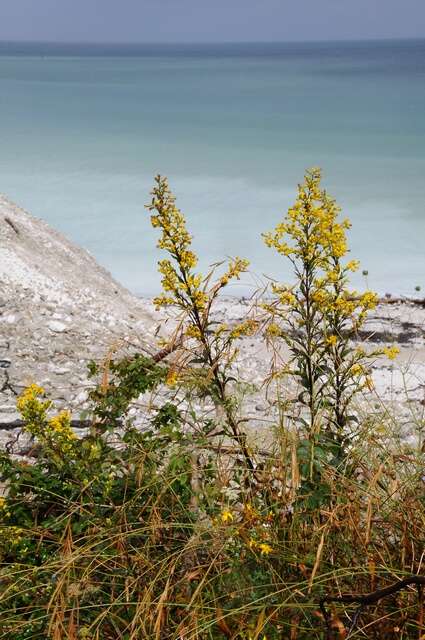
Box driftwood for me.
[320,575,425,638]
[376,295,425,307]
[0,419,92,432]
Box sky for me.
[1,0,425,44]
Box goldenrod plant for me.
[147,175,255,476]
[263,169,400,479]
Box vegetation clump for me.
[0,170,423,639]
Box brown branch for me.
[320,575,425,638]
[321,575,425,607]
[152,337,184,362]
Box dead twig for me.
[320,575,425,638]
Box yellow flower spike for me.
[147,176,204,309]
[264,168,381,434]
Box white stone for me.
[48,320,68,333]
[54,367,71,375]
[75,391,89,404]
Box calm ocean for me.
[0,39,424,295]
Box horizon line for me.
[1,35,425,47]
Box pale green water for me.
[0,40,424,295]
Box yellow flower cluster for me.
[383,345,400,360]
[149,178,193,257]
[185,325,202,340]
[17,384,51,427]
[265,322,282,338]
[346,260,360,272]
[248,539,273,555]
[359,291,378,311]
[271,283,296,306]
[47,411,76,454]
[350,363,365,377]
[220,509,234,524]
[311,288,330,307]
[17,386,76,456]
[220,256,249,287]
[230,319,258,339]
[263,168,349,265]
[335,297,357,316]
[0,497,11,518]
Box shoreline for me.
[1,194,424,451]
[2,294,424,448]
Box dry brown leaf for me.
[215,606,232,638]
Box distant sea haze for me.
[0,39,424,296]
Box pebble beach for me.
[1,194,424,452]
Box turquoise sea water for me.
[0,40,424,295]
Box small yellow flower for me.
[220,257,249,286]
[230,320,257,339]
[258,542,273,555]
[265,322,281,338]
[166,370,179,387]
[359,291,378,311]
[383,345,400,360]
[326,335,338,347]
[350,363,364,376]
[185,325,202,340]
[346,260,360,272]
[220,509,234,524]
